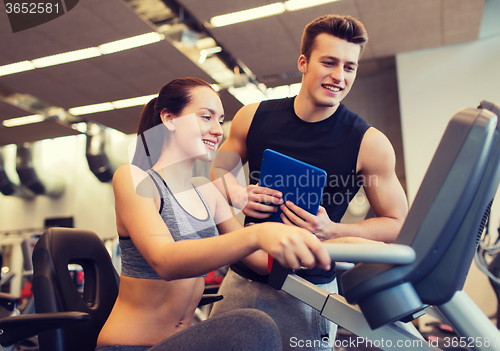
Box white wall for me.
[396,33,500,320]
[0,132,134,238]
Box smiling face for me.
[162,86,224,163]
[298,33,361,110]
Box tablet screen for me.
[258,149,327,223]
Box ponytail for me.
[137,97,159,136]
[132,97,164,170]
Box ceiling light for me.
[199,46,222,64]
[204,46,223,55]
[69,102,114,115]
[31,48,102,68]
[198,50,208,64]
[0,32,163,76]
[0,61,35,77]
[99,32,164,54]
[111,94,157,109]
[2,114,44,127]
[210,3,286,27]
[69,93,158,115]
[210,0,340,27]
[284,0,337,11]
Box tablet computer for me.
[258,149,327,223]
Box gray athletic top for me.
[119,169,219,279]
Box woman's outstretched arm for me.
[113,165,331,281]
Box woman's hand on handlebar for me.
[255,222,331,271]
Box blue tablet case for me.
[258,149,327,223]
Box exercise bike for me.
[269,101,500,351]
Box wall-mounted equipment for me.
[85,123,118,183]
[16,143,65,198]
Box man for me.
[210,14,408,351]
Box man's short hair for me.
[301,14,368,61]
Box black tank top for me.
[231,97,371,284]
[246,97,371,223]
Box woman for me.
[96,77,331,351]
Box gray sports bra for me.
[119,169,219,279]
